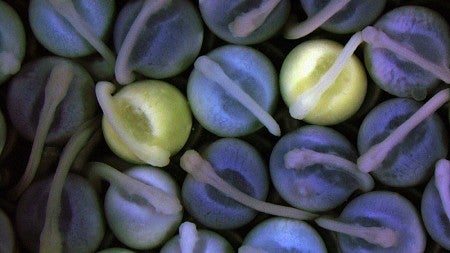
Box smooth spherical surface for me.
[104,166,182,250]
[0,0,26,84]
[182,138,269,230]
[114,0,203,80]
[160,229,233,253]
[15,174,104,253]
[188,45,278,137]
[357,98,448,187]
[199,0,290,45]
[29,0,114,57]
[280,39,367,125]
[242,217,327,252]
[421,177,450,250]
[300,0,386,34]
[6,56,98,145]
[364,6,449,100]
[102,80,192,166]
[270,125,360,212]
[96,248,135,253]
[337,191,426,253]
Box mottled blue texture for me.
[337,191,425,253]
[199,0,290,45]
[188,45,278,137]
[358,98,448,187]
[15,173,104,253]
[364,6,449,100]
[104,166,182,250]
[29,0,114,57]
[242,217,327,252]
[6,57,98,145]
[270,125,360,212]
[421,177,450,250]
[300,0,386,34]
[114,0,203,79]
[182,138,269,230]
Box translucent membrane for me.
[88,162,182,215]
[435,159,450,221]
[358,88,449,173]
[39,118,100,253]
[9,63,74,200]
[239,245,269,253]
[228,0,281,38]
[0,51,21,77]
[284,148,374,191]
[95,81,171,166]
[194,56,281,136]
[289,32,363,120]
[180,150,317,220]
[179,222,199,253]
[284,0,351,39]
[315,217,399,248]
[48,0,116,70]
[115,0,170,84]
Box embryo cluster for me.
[0,0,449,252]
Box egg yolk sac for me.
[188,45,280,137]
[285,0,386,39]
[364,6,450,100]
[113,0,203,84]
[280,39,367,125]
[240,217,327,253]
[421,159,450,250]
[199,0,291,45]
[316,191,426,253]
[0,0,26,85]
[160,221,234,253]
[357,91,448,187]
[96,80,192,167]
[15,173,105,253]
[270,125,373,212]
